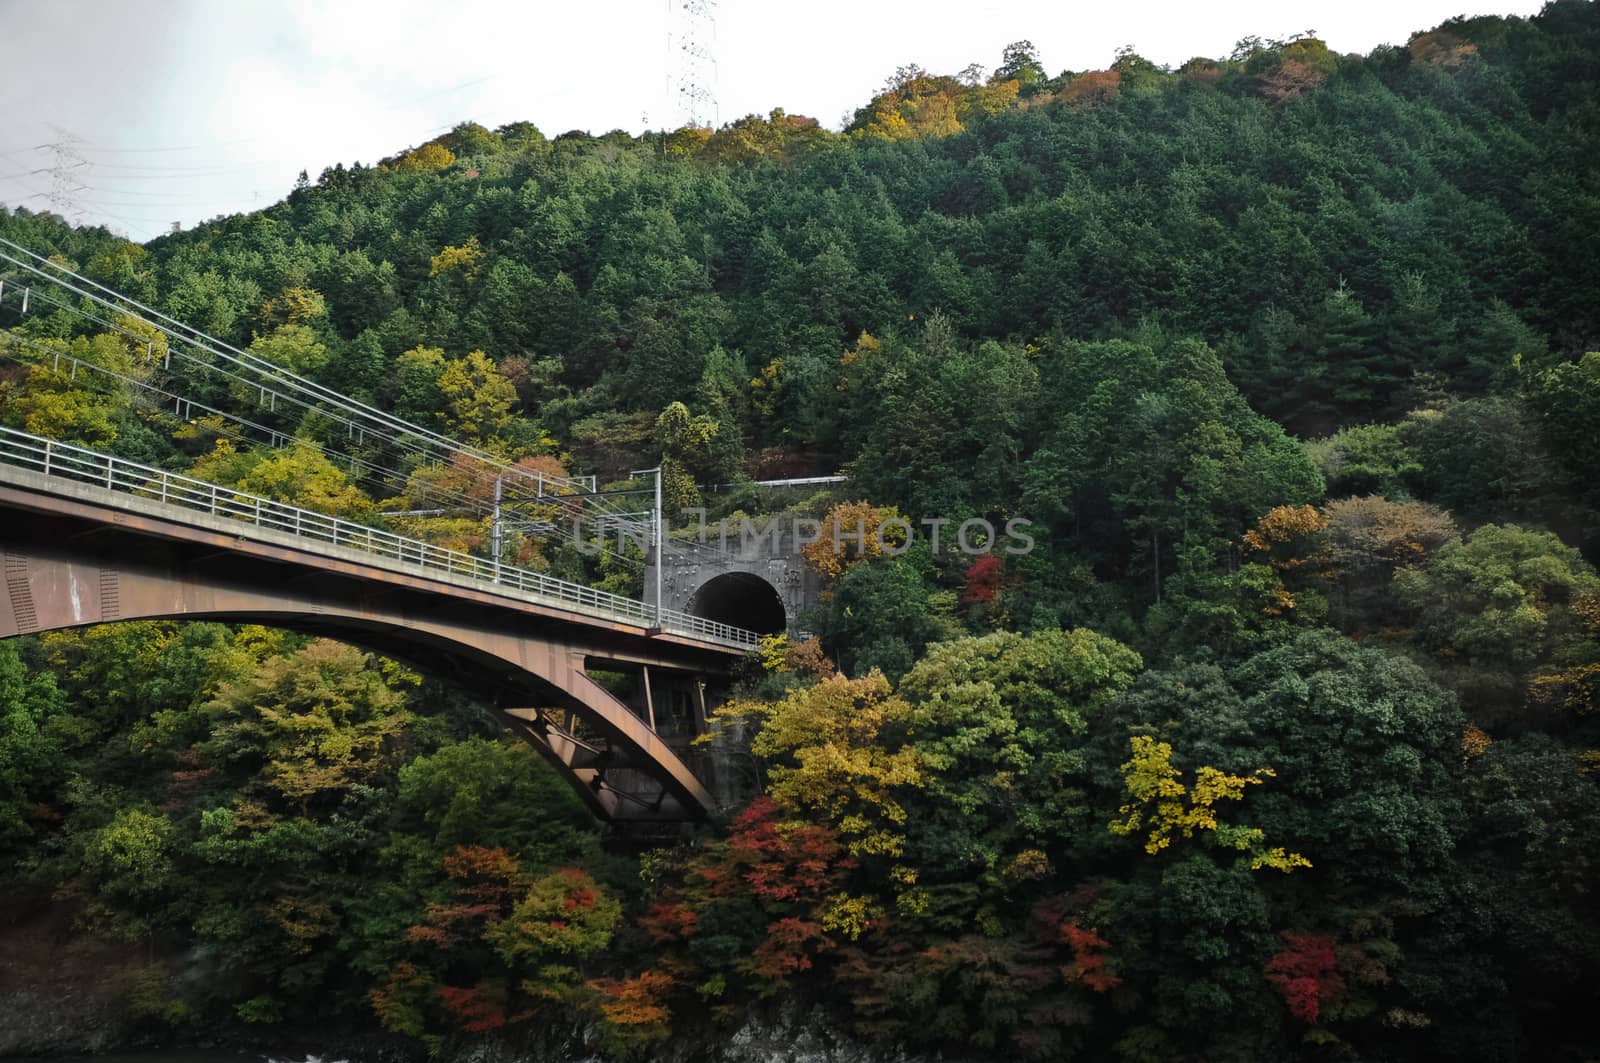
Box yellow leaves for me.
[1528,661,1600,716]
[663,125,712,156]
[851,73,1021,142]
[396,141,456,172]
[1109,735,1308,873]
[800,500,907,584]
[437,349,516,443]
[1001,848,1051,884]
[258,286,327,327]
[1109,736,1192,852]
[268,894,336,954]
[754,634,837,679]
[248,323,329,375]
[430,236,485,280]
[1461,723,1493,760]
[757,633,791,672]
[838,330,879,368]
[750,357,784,417]
[1410,30,1479,70]
[720,672,924,859]
[821,894,881,940]
[1250,847,1313,873]
[1243,504,1329,567]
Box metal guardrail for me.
[0,428,759,652]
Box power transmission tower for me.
[35,127,89,221]
[671,0,718,129]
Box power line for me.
[0,239,675,580]
[0,328,488,516]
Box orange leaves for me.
[786,637,837,680]
[1461,723,1493,760]
[589,969,675,1029]
[442,844,526,906]
[1060,922,1120,993]
[444,844,524,883]
[1058,70,1121,108]
[369,961,435,1038]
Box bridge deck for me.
[0,428,757,653]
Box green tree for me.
[1396,523,1600,726]
[896,628,1142,887]
[0,641,66,849]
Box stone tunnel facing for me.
[687,571,788,635]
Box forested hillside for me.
[3,3,1600,1060]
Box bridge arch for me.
[0,474,742,825]
[688,571,787,636]
[0,559,711,824]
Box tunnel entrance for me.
[688,572,787,635]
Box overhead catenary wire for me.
[0,242,672,576]
[0,285,496,513]
[0,330,490,515]
[0,241,501,460]
[0,240,570,487]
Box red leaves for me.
[962,554,1011,606]
[437,983,506,1032]
[1060,922,1121,993]
[563,887,598,911]
[639,902,698,944]
[1265,932,1345,1023]
[751,917,833,979]
[728,797,854,903]
[637,797,856,998]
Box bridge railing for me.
[0,428,759,651]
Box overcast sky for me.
[0,0,1547,242]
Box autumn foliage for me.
[1265,932,1345,1023]
[801,500,907,584]
[1058,70,1121,108]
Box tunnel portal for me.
[687,571,788,635]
